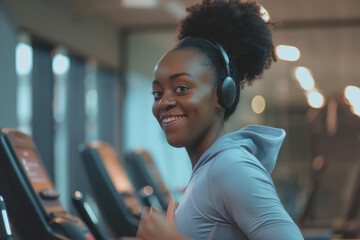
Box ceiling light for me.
[260,5,270,22]
[306,90,325,108]
[294,67,315,91]
[121,0,159,8]
[344,85,360,105]
[276,45,300,61]
[163,1,186,20]
[352,105,360,117]
[345,86,360,117]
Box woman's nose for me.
[159,90,176,110]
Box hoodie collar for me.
[191,125,286,177]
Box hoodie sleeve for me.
[207,147,304,240]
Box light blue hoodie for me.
[175,125,304,240]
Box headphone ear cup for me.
[220,76,236,109]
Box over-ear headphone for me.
[210,40,236,109]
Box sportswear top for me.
[175,125,304,240]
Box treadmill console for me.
[0,129,94,240]
[13,143,63,215]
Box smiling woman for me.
[138,0,304,240]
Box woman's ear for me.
[215,87,223,109]
[214,88,226,120]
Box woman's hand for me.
[137,200,192,240]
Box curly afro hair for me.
[174,0,276,120]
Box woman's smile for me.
[161,114,186,126]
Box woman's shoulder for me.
[206,145,277,206]
[209,145,269,178]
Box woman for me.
[138,0,304,239]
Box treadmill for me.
[299,156,360,239]
[125,149,171,211]
[0,128,95,240]
[300,101,360,239]
[79,142,140,238]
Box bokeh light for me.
[294,67,315,91]
[121,0,159,8]
[353,105,360,117]
[276,45,300,61]
[306,90,325,108]
[16,43,33,75]
[252,95,266,114]
[344,86,360,105]
[52,54,70,75]
[260,5,270,22]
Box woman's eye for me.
[175,86,189,93]
[152,90,162,99]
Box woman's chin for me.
[165,135,186,148]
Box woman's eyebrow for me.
[169,72,192,81]
[152,72,192,84]
[152,80,160,85]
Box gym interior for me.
[0,0,360,239]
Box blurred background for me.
[1,0,360,229]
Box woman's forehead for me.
[154,48,212,80]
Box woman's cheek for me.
[152,102,160,125]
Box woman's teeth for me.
[162,116,184,124]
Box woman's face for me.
[152,48,222,148]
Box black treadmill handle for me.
[138,186,164,211]
[72,192,109,240]
[0,196,14,240]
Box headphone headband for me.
[194,38,231,76]
[179,37,237,110]
[210,40,231,75]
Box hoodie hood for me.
[192,125,286,176]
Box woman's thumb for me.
[166,199,178,224]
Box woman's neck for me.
[185,123,225,169]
